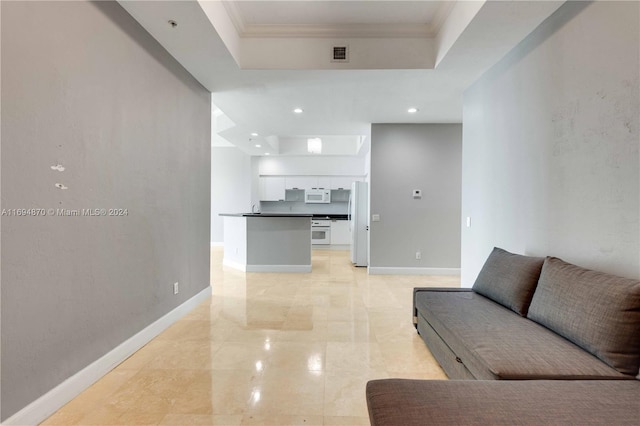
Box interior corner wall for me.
[1,1,211,420]
[461,1,640,287]
[369,124,462,270]
[211,147,252,243]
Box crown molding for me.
[219,1,451,40]
[241,23,435,39]
[431,1,457,35]
[221,0,246,34]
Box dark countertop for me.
[219,213,313,218]
[311,214,348,220]
[220,213,348,220]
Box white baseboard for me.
[312,245,349,251]
[2,286,212,426]
[222,258,247,271]
[223,258,311,273]
[368,267,461,276]
[246,264,312,273]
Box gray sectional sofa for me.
[366,247,640,425]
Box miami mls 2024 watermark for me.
[1,208,129,217]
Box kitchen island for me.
[220,213,312,272]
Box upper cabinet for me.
[316,177,332,190]
[261,175,364,200]
[285,177,317,190]
[330,177,357,190]
[259,177,286,201]
[286,176,332,189]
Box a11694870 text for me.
[1,208,129,217]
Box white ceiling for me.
[223,0,453,38]
[118,0,565,157]
[231,1,445,26]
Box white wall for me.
[211,147,253,243]
[461,1,639,286]
[258,155,366,177]
[369,124,462,272]
[1,1,211,419]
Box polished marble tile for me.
[324,416,371,425]
[207,369,264,415]
[77,369,203,425]
[41,248,459,425]
[116,340,174,371]
[325,342,387,372]
[327,320,376,342]
[278,320,329,342]
[379,339,447,373]
[240,414,324,425]
[41,369,139,425]
[210,342,273,371]
[247,368,325,416]
[267,341,326,371]
[154,320,213,342]
[144,340,222,370]
[159,414,242,425]
[324,369,389,417]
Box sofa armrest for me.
[412,287,473,327]
[366,379,640,426]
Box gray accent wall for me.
[211,147,252,243]
[1,1,211,420]
[461,1,639,286]
[369,124,462,269]
[246,217,312,266]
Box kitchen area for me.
[259,176,357,248]
[216,154,369,273]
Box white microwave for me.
[305,188,331,203]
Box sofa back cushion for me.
[528,257,640,376]
[472,247,544,316]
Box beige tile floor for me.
[42,248,459,425]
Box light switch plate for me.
[372,214,380,222]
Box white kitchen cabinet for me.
[330,220,351,245]
[330,177,357,190]
[285,176,316,190]
[286,176,331,189]
[316,177,331,189]
[273,175,365,193]
[260,177,285,201]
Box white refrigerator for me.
[349,181,368,266]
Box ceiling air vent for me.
[332,45,349,63]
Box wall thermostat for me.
[413,189,422,199]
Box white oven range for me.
[311,219,331,245]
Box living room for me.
[1,1,638,425]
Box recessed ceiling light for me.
[255,144,261,148]
[265,153,270,156]
[408,108,419,113]
[293,108,304,114]
[251,132,259,137]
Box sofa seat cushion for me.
[472,247,544,316]
[366,379,640,426]
[528,257,640,376]
[415,290,631,379]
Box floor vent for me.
[332,45,349,62]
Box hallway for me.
[42,248,458,425]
